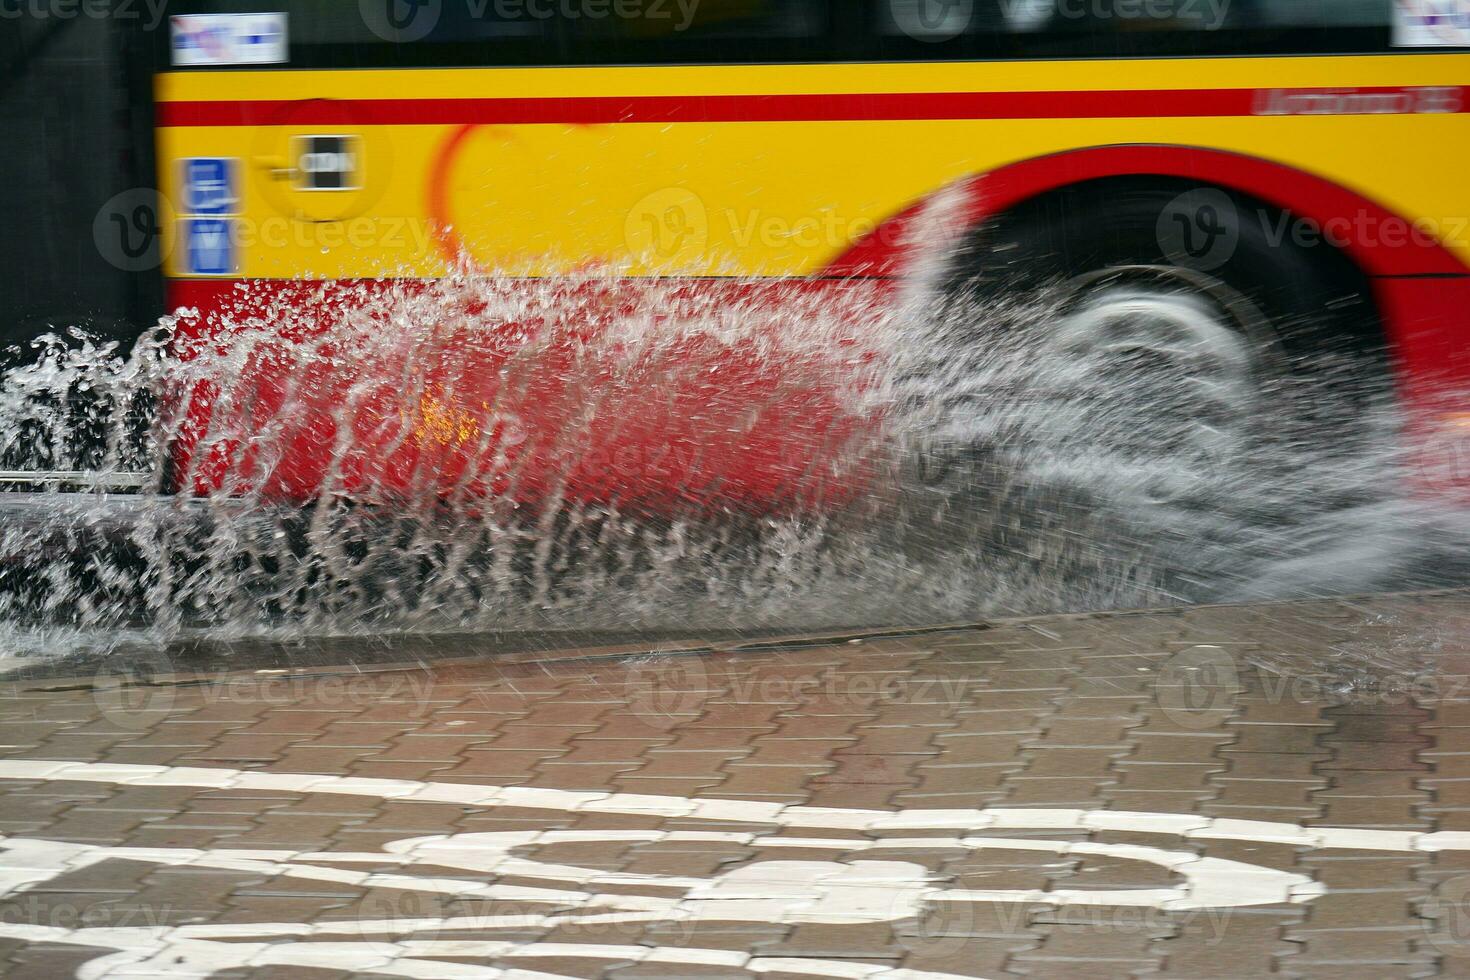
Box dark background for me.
[1,11,159,352]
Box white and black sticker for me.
[293,135,362,192]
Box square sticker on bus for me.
[181,159,238,216]
[180,218,237,276]
[292,136,362,192]
[170,13,288,67]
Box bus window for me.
[866,0,1427,58]
[163,0,561,68]
[562,0,829,63]
[158,0,1461,68]
[1253,0,1393,27]
[1025,0,1394,31]
[878,0,1019,39]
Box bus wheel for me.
[1042,265,1267,494]
[950,181,1385,503]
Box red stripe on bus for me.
[153,87,1470,126]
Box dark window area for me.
[152,0,1460,71]
[1,10,160,348]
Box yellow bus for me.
[151,1,1470,505]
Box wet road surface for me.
[0,590,1469,978]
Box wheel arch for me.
[830,146,1470,374]
[826,144,1470,282]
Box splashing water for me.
[0,257,1467,660]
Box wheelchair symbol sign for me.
[181,157,238,215]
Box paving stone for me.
[1002,778,1116,807]
[1112,762,1229,791]
[1099,789,1223,813]
[0,590,1468,977]
[741,738,858,766]
[1151,909,1302,978]
[433,749,570,781]
[1222,725,1332,756]
[810,753,922,787]
[1017,748,1131,777]
[703,765,819,801]
[1285,928,1437,969]
[1125,732,1235,766]
[1,945,117,980]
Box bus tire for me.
[908,179,1393,585]
[963,178,1384,369]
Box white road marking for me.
[0,759,1448,849]
[0,759,1451,978]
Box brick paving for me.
[0,590,1467,977]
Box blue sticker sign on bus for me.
[181,218,236,275]
[181,158,238,215]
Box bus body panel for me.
[154,55,1470,503]
[156,57,1470,279]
